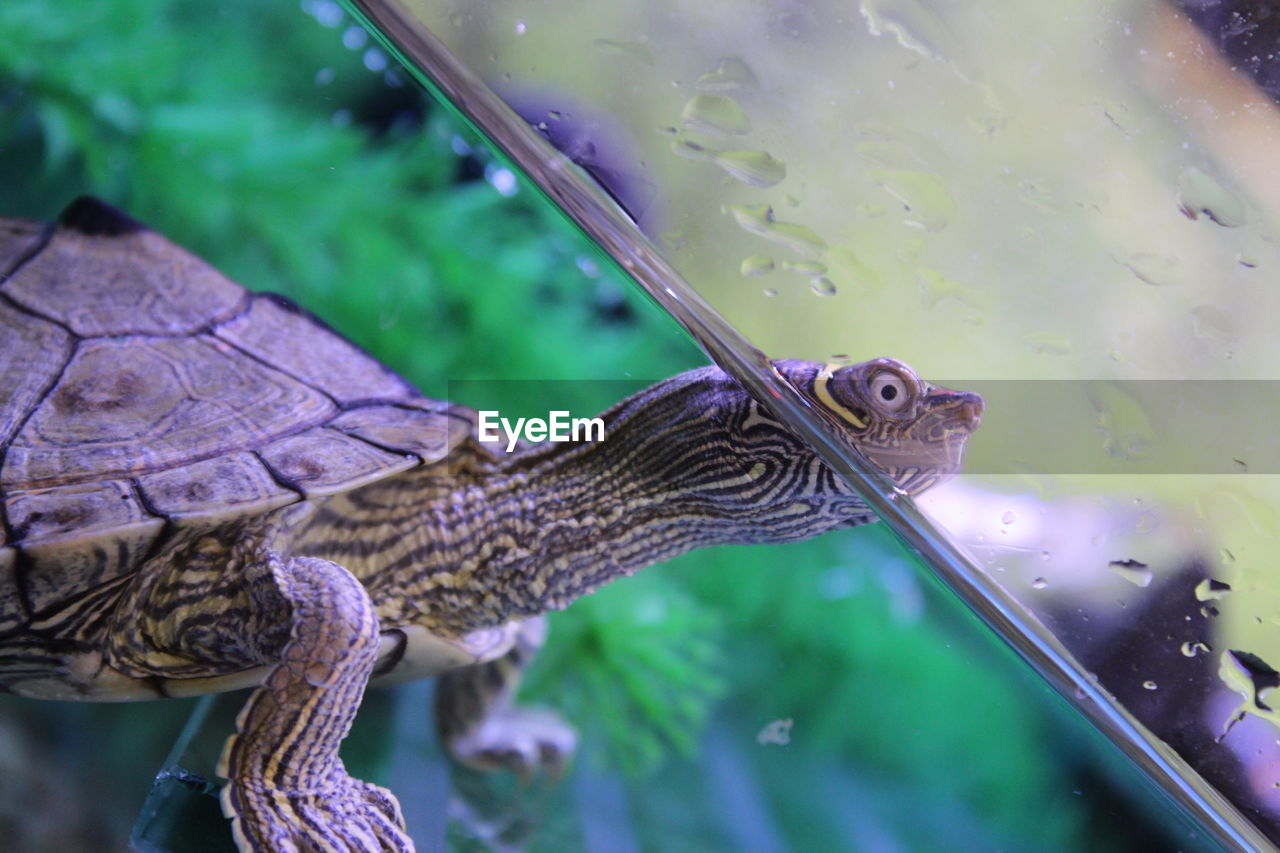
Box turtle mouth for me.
[929,388,984,432]
[926,389,984,470]
[860,387,984,491]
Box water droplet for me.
[1001,510,1016,525]
[1087,381,1154,460]
[810,277,837,296]
[1181,641,1211,658]
[514,19,527,35]
[1177,166,1247,228]
[859,0,963,68]
[872,170,956,232]
[740,255,776,276]
[1237,253,1259,269]
[696,57,757,92]
[314,67,335,86]
[1031,577,1049,590]
[672,142,786,188]
[681,94,752,135]
[1117,252,1180,286]
[1142,680,1158,691]
[1194,578,1232,602]
[762,287,778,297]
[1218,650,1280,727]
[671,138,716,161]
[1109,558,1153,587]
[722,204,828,258]
[1191,304,1238,341]
[781,260,828,275]
[591,39,655,64]
[713,150,787,187]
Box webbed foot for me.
[446,706,577,782]
[224,771,413,853]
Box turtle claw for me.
[224,773,415,853]
[447,706,577,782]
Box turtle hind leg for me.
[216,553,413,853]
[435,616,577,782]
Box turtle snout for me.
[958,392,983,429]
[929,388,984,432]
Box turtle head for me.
[782,357,983,495]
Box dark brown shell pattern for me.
[0,197,467,629]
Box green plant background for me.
[0,2,1176,851]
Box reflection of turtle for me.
[0,197,983,852]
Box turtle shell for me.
[0,197,471,629]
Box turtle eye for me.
[868,370,910,413]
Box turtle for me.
[0,196,983,852]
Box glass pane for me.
[346,0,1280,849]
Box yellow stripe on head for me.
[813,363,867,428]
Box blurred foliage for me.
[0,0,1158,851]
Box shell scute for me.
[2,334,337,490]
[5,480,165,614]
[259,428,417,498]
[0,206,245,337]
[137,452,300,526]
[214,294,417,405]
[0,299,74,447]
[0,217,44,278]
[328,405,469,464]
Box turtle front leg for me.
[217,554,414,853]
[435,616,576,781]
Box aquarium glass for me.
[343,0,1280,850]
